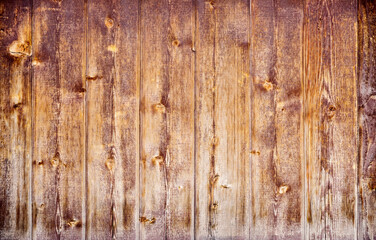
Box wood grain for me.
[0,0,371,239]
[86,0,139,239]
[304,0,357,239]
[250,0,304,239]
[0,0,31,239]
[358,0,376,239]
[195,0,250,238]
[32,0,86,238]
[139,0,195,239]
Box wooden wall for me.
[0,0,374,239]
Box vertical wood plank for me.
[112,0,140,238]
[250,0,304,239]
[32,0,86,238]
[0,0,31,239]
[195,0,250,238]
[358,0,376,239]
[86,0,139,238]
[140,0,195,239]
[304,0,357,239]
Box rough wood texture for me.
[86,0,139,239]
[140,0,194,239]
[358,0,376,239]
[0,0,371,239]
[195,0,250,238]
[304,0,357,239]
[250,0,303,239]
[32,0,85,239]
[0,0,31,239]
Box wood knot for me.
[153,103,166,113]
[152,155,164,165]
[32,59,41,66]
[328,105,337,118]
[278,185,290,194]
[207,0,216,9]
[211,137,219,146]
[210,174,219,185]
[140,216,156,224]
[211,202,218,210]
[263,81,273,91]
[86,75,102,81]
[9,40,31,57]
[105,17,114,28]
[50,153,60,168]
[12,103,22,109]
[172,39,180,47]
[105,157,115,171]
[66,219,81,228]
[35,160,44,165]
[250,150,260,155]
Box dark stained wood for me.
[250,0,304,239]
[32,0,86,238]
[304,0,357,238]
[358,0,376,239]
[139,0,195,239]
[195,0,251,238]
[86,0,139,239]
[0,0,31,239]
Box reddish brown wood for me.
[0,1,31,239]
[86,0,139,239]
[304,0,357,239]
[139,0,195,239]
[0,1,370,239]
[195,0,251,238]
[250,0,304,239]
[358,0,376,239]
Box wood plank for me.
[358,0,376,239]
[32,0,85,238]
[0,0,32,239]
[303,0,357,239]
[139,0,195,239]
[195,0,250,238]
[250,0,304,239]
[86,0,139,238]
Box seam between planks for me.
[248,0,251,238]
[137,0,142,239]
[355,0,359,238]
[83,0,88,239]
[302,0,307,239]
[30,0,35,238]
[192,0,197,238]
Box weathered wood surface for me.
[0,0,31,239]
[140,0,194,239]
[195,0,250,239]
[0,0,372,239]
[86,0,139,239]
[358,0,376,239]
[304,0,357,239]
[32,0,85,239]
[250,0,303,239]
